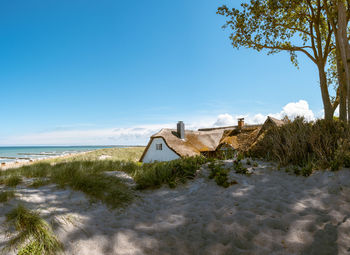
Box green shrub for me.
[301,163,313,177]
[0,191,15,203]
[133,156,208,189]
[208,162,237,188]
[343,152,350,168]
[5,205,63,255]
[233,160,250,175]
[293,165,301,176]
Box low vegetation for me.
[0,190,15,203]
[5,205,62,255]
[43,147,145,164]
[208,161,237,188]
[1,161,135,208]
[233,159,250,175]
[133,156,208,189]
[29,178,51,188]
[250,117,350,171]
[3,175,22,187]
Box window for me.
[156,144,162,150]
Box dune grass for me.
[0,190,15,203]
[5,205,62,255]
[3,175,22,187]
[29,178,51,188]
[0,146,209,206]
[3,161,135,208]
[250,117,350,171]
[44,147,145,164]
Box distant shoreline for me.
[0,151,90,170]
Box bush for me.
[5,205,63,255]
[233,159,250,175]
[133,156,208,189]
[250,117,350,170]
[208,162,237,188]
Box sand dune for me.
[1,161,350,254]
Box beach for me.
[1,159,350,254]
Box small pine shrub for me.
[208,162,237,188]
[233,160,250,175]
[133,156,208,189]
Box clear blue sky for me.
[0,0,324,145]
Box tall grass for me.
[3,175,22,187]
[250,117,350,170]
[1,161,135,208]
[44,147,145,164]
[5,205,62,255]
[2,154,208,201]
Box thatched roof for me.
[140,128,227,161]
[140,117,287,162]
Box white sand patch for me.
[1,162,350,254]
[99,155,112,160]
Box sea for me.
[0,146,124,164]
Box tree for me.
[218,0,340,120]
[323,0,350,122]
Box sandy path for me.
[1,161,350,254]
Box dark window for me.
[156,144,163,150]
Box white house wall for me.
[142,137,180,163]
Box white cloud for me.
[280,100,315,121]
[0,100,320,146]
[213,114,236,127]
[212,100,316,128]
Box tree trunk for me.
[318,63,334,120]
[337,1,350,122]
[336,44,348,121]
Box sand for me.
[0,151,89,171]
[1,160,350,254]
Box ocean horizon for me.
[0,145,140,164]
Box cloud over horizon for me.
[0,100,319,146]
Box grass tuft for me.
[5,205,63,255]
[29,179,51,188]
[0,190,15,203]
[4,175,22,187]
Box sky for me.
[0,0,329,146]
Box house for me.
[139,117,286,163]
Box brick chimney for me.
[238,118,245,129]
[177,121,185,139]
